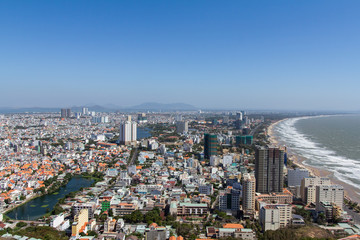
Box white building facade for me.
[119,116,137,145]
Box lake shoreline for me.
[6,174,93,220]
[4,174,72,218]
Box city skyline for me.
[1,1,360,110]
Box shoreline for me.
[267,118,360,203]
[4,175,72,220]
[5,174,93,220]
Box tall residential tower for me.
[242,173,256,212]
[255,146,284,193]
[119,116,137,145]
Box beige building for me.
[316,185,344,210]
[113,202,138,216]
[177,202,208,218]
[206,224,256,240]
[242,173,256,212]
[72,209,88,237]
[301,177,331,205]
[255,189,293,210]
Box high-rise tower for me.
[119,116,137,145]
[242,173,256,212]
[255,146,284,193]
[204,133,217,159]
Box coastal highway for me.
[344,205,360,224]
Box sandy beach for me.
[267,119,360,203]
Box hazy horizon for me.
[0,102,357,113]
[1,1,360,111]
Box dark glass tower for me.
[204,133,218,159]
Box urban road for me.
[128,147,139,166]
[344,205,360,224]
[250,122,263,136]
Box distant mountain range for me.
[130,102,198,111]
[0,102,198,113]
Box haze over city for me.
[1,1,360,110]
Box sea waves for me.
[273,116,360,190]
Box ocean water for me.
[272,114,360,191]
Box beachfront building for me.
[255,147,284,193]
[288,168,309,186]
[316,201,342,221]
[316,185,344,211]
[300,177,331,205]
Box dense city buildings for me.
[0,110,353,240]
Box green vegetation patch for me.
[10,226,68,240]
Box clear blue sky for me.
[1,0,360,110]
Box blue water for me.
[273,114,360,191]
[6,176,93,220]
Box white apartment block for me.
[119,116,137,145]
[260,205,280,231]
[316,185,344,211]
[259,203,292,231]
